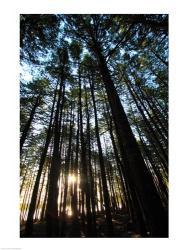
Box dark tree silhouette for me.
[20,14,168,238]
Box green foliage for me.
[20,16,168,236]
[69,40,83,61]
[27,79,50,95]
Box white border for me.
[0,0,187,250]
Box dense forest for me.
[20,14,168,238]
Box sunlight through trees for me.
[20,14,168,238]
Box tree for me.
[63,15,168,237]
[20,14,168,238]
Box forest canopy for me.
[20,14,168,238]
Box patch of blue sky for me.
[20,49,54,84]
[20,62,33,82]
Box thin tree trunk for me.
[24,88,57,236]
[60,106,74,236]
[126,80,168,167]
[85,85,97,236]
[127,78,168,147]
[20,94,41,154]
[78,72,86,230]
[90,79,114,236]
[46,73,65,237]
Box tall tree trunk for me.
[92,43,168,237]
[90,79,114,236]
[85,85,97,236]
[134,78,168,135]
[103,100,132,217]
[24,88,57,236]
[40,177,49,221]
[125,79,168,167]
[127,77,168,148]
[60,106,74,236]
[78,79,92,236]
[72,108,79,218]
[20,94,41,154]
[78,72,86,229]
[34,165,48,221]
[46,73,65,237]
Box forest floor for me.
[20,212,141,238]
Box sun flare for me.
[68,174,76,184]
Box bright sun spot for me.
[67,210,73,216]
[68,174,76,184]
[66,206,73,216]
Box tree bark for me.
[90,79,114,236]
[20,95,41,154]
[24,88,57,236]
[46,73,66,237]
[92,43,168,237]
